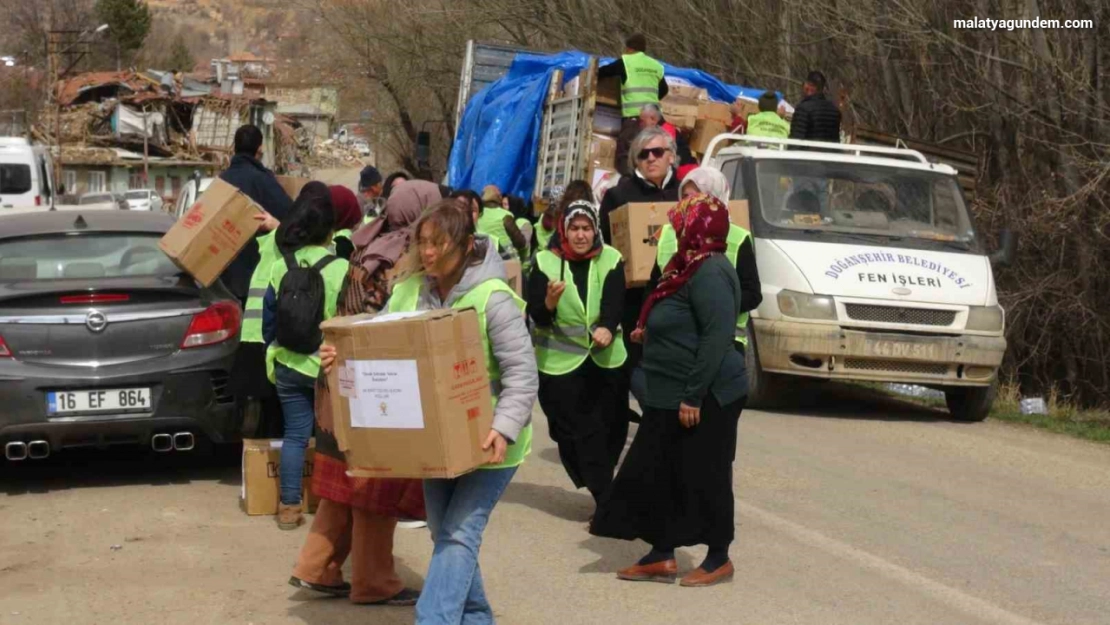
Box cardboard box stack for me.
[321,309,495,479]
[158,178,262,287]
[691,119,729,156]
[610,201,752,286]
[241,438,319,515]
[590,133,618,172]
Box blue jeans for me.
[274,364,316,505]
[416,467,518,625]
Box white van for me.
[703,136,1013,421]
[0,138,55,213]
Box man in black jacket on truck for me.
[217,124,293,304]
[789,71,842,143]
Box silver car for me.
[124,189,164,212]
[0,211,244,460]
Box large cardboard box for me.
[698,101,733,126]
[322,310,494,479]
[609,202,671,287]
[276,175,311,200]
[590,133,618,171]
[668,84,708,102]
[610,201,752,286]
[734,98,761,124]
[691,119,729,156]
[660,99,698,131]
[241,438,318,515]
[159,178,262,287]
[503,259,523,296]
[596,75,622,107]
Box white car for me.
[0,137,55,213]
[124,189,164,212]
[77,193,122,211]
[174,177,215,220]
[352,139,372,157]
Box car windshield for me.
[0,163,32,194]
[80,194,114,204]
[0,233,179,281]
[755,159,978,247]
[125,191,149,200]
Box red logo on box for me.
[221,219,242,238]
[453,357,479,379]
[466,407,481,421]
[183,203,205,228]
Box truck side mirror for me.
[989,228,1017,268]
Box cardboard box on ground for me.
[241,438,319,515]
[321,309,495,479]
[276,175,311,201]
[158,178,262,286]
[610,201,752,286]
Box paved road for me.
[1,384,1107,625]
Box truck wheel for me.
[945,382,996,422]
[745,333,783,409]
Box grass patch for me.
[864,381,1110,444]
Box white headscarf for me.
[681,167,731,204]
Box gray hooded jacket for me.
[411,235,538,442]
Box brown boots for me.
[277,503,304,530]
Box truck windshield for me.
[755,159,980,252]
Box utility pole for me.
[46,25,107,192]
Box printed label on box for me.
[347,360,425,429]
[338,364,357,398]
[352,311,427,325]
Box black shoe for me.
[288,575,351,597]
[358,587,421,606]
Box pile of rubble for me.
[300,137,365,169]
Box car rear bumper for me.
[0,350,243,451]
[753,319,1007,387]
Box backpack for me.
[275,252,338,354]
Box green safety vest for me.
[388,274,532,470]
[656,224,752,346]
[532,247,627,375]
[362,214,377,226]
[265,245,350,382]
[515,217,533,272]
[476,207,515,253]
[535,222,555,251]
[746,111,790,140]
[621,52,665,118]
[242,232,278,344]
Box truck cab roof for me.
[706,135,960,177]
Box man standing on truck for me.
[747,91,791,140]
[788,71,841,143]
[600,34,669,176]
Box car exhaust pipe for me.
[27,440,50,460]
[172,432,195,452]
[151,433,173,453]
[4,441,28,461]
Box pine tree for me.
[95,0,153,58]
[166,34,195,73]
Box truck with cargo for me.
[702,135,1013,420]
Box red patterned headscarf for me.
[637,194,731,331]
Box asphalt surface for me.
[1,383,1107,625]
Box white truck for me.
[703,135,1013,421]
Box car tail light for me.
[181,302,241,349]
[60,293,130,304]
[0,334,10,358]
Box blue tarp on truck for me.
[448,50,769,200]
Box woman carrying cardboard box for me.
[289,180,442,607]
[391,201,538,623]
[526,200,628,512]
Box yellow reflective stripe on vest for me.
[388,273,532,469]
[242,232,278,344]
[266,245,348,382]
[532,247,627,375]
[620,52,664,117]
[655,224,752,345]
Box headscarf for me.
[637,193,731,330]
[680,167,731,204]
[551,200,603,261]
[329,185,362,232]
[350,179,441,275]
